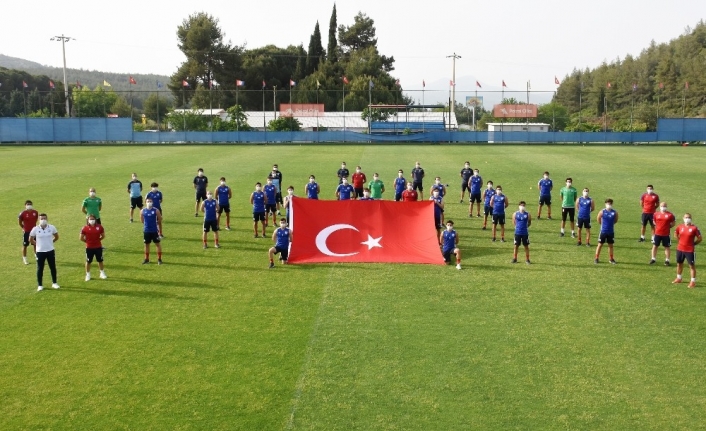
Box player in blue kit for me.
[336,177,355,200]
[145,182,164,237]
[393,170,407,201]
[200,192,220,249]
[264,176,278,227]
[127,172,143,223]
[250,182,268,238]
[215,177,232,230]
[482,181,495,230]
[430,189,445,239]
[440,220,462,270]
[537,171,553,219]
[359,188,374,201]
[468,169,483,218]
[306,175,320,199]
[575,187,595,246]
[489,185,509,242]
[269,218,292,268]
[595,198,619,264]
[140,198,162,265]
[512,201,532,264]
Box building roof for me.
[242,111,457,129]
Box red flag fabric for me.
[342,76,349,85]
[502,80,507,87]
[182,80,189,87]
[288,198,444,265]
[395,79,400,86]
[685,81,689,89]
[262,80,266,88]
[476,80,482,88]
[236,79,245,87]
[129,76,137,85]
[449,80,454,86]
[606,82,612,88]
[554,76,560,85]
[22,81,28,88]
[290,79,296,87]
[49,80,55,89]
[659,82,664,89]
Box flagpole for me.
[182,86,186,132]
[368,80,372,134]
[342,80,346,132]
[236,86,239,132]
[262,82,266,129]
[156,83,160,131]
[316,84,319,131]
[289,81,293,132]
[273,85,277,121]
[422,84,425,133]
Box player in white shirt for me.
[29,213,60,291]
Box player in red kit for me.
[651,202,675,266]
[351,166,367,199]
[639,184,659,243]
[401,182,418,202]
[673,213,702,288]
[80,214,107,281]
[19,199,39,265]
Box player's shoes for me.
[142,259,150,265]
[492,237,496,242]
[52,283,60,289]
[576,242,582,246]
[688,281,696,288]
[476,214,481,218]
[99,272,107,279]
[215,244,221,249]
[130,218,133,223]
[37,285,44,291]
[459,200,463,204]
[225,226,231,231]
[277,210,281,216]
[638,238,645,242]
[511,258,517,264]
[203,244,208,249]
[571,233,576,238]
[664,260,670,266]
[649,259,656,265]
[254,234,259,238]
[269,262,275,269]
[547,216,552,220]
[85,273,91,282]
[672,278,682,284]
[536,216,540,220]
[23,257,28,265]
[500,238,506,243]
[610,259,617,265]
[586,243,591,247]
[594,258,599,264]
[525,260,531,265]
[157,259,163,265]
[482,226,487,230]
[455,263,461,270]
[559,232,565,237]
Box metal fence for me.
[1,117,705,144]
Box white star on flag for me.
[361,235,382,250]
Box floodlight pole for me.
[50,34,74,117]
[446,52,461,128]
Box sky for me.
[2,0,703,106]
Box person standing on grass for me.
[305,175,320,200]
[352,166,367,198]
[512,201,532,264]
[264,176,278,227]
[560,177,578,238]
[673,213,702,288]
[215,177,232,231]
[337,162,350,184]
[575,187,595,246]
[639,184,660,243]
[595,198,618,265]
[250,182,267,238]
[19,199,39,265]
[201,191,220,249]
[269,218,292,269]
[430,189,444,239]
[283,186,295,225]
[29,213,60,291]
[80,214,107,281]
[537,171,553,220]
[431,177,447,224]
[127,172,143,223]
[651,202,676,266]
[440,220,462,270]
[393,170,407,201]
[140,198,163,265]
[411,161,425,195]
[482,181,495,230]
[468,168,483,218]
[270,164,283,215]
[369,173,385,200]
[145,182,164,238]
[336,177,355,201]
[401,182,418,202]
[489,185,509,242]
[459,162,473,203]
[193,168,208,217]
[82,187,102,225]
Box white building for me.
[486,122,550,132]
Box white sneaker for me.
[23,257,28,265]
[37,285,44,291]
[456,264,462,270]
[85,273,91,281]
[51,283,60,289]
[99,272,107,279]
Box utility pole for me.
[446,52,461,125]
[50,34,74,117]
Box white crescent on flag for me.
[315,224,360,257]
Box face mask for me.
[496,190,502,195]
[374,177,379,181]
[255,186,262,191]
[25,205,32,210]
[647,189,653,194]
[660,206,667,212]
[88,219,96,225]
[280,223,287,228]
[684,218,692,224]
[146,202,153,209]
[544,175,548,179]
[364,193,370,198]
[220,181,225,186]
[519,206,525,211]
[582,192,588,197]
[605,204,612,210]
[435,180,441,184]
[39,219,48,227]
[398,173,403,177]
[309,179,315,183]
[566,182,572,186]
[273,167,278,171]
[287,190,293,195]
[465,165,470,168]
[433,193,439,198]
[267,181,273,185]
[446,225,453,231]
[207,194,213,199]
[356,169,361,173]
[89,192,96,197]
[198,172,203,177]
[341,165,346,169]
[151,188,157,192]
[474,172,479,176]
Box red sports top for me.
[81,224,104,249]
[352,172,367,189]
[19,210,39,232]
[653,211,675,237]
[640,193,659,214]
[676,224,701,253]
[401,190,418,202]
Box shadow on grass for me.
[110,276,223,289]
[60,286,196,299]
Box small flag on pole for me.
[632,83,637,91]
[476,80,482,88]
[157,81,163,88]
[422,80,425,88]
[658,82,664,89]
[395,79,400,87]
[129,76,137,85]
[49,80,55,89]
[449,80,454,86]
[290,79,296,87]
[182,80,189,87]
[685,81,689,89]
[103,80,111,87]
[316,79,321,88]
[236,80,245,87]
[262,80,266,89]
[502,80,507,87]
[22,80,28,88]
[76,81,82,89]
[369,80,374,89]
[606,82,612,88]
[554,76,560,85]
[342,76,349,85]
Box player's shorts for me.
[266,204,277,214]
[144,232,161,244]
[514,234,530,246]
[641,213,655,227]
[434,214,442,229]
[203,220,219,232]
[598,233,615,244]
[577,217,591,229]
[276,192,283,205]
[539,195,551,206]
[195,190,207,202]
[442,250,456,263]
[653,235,671,247]
[413,181,423,192]
[274,245,289,261]
[470,193,482,203]
[484,205,493,216]
[461,181,470,192]
[85,247,104,263]
[562,207,575,222]
[492,214,506,225]
[253,212,265,222]
[218,204,230,214]
[354,188,364,198]
[154,207,163,217]
[394,192,403,201]
[130,196,143,209]
[22,231,31,246]
[676,250,696,265]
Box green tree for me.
[268,116,302,131]
[111,96,132,118]
[73,86,119,117]
[212,105,252,131]
[327,4,338,64]
[537,102,569,131]
[338,12,378,53]
[306,22,324,75]
[168,110,209,131]
[143,93,172,123]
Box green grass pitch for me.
[1,144,705,430]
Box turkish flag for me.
[288,198,444,265]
